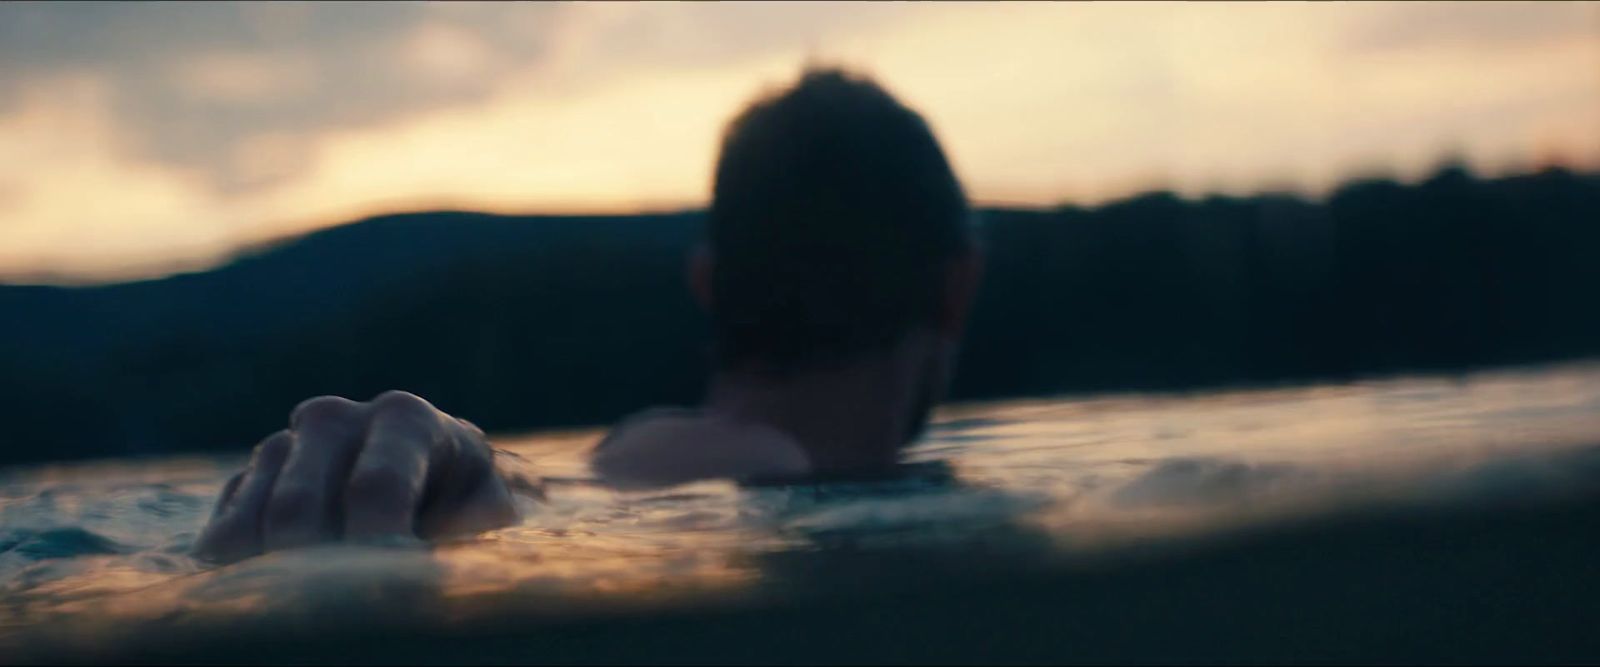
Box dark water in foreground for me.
[4,362,1600,663]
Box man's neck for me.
[701,345,928,475]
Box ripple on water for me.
[1,527,132,561]
[4,362,1600,658]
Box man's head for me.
[692,67,982,444]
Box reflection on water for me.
[5,361,1600,659]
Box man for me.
[195,67,984,564]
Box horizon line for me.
[3,162,1594,289]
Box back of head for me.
[708,67,972,373]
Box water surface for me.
[5,362,1600,662]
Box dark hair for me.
[707,67,972,372]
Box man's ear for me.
[938,246,985,338]
[688,243,715,312]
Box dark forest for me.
[2,165,1595,465]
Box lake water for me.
[5,362,1600,663]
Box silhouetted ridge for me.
[1,168,1596,464]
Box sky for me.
[1,1,1597,284]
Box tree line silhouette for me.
[1,165,1595,465]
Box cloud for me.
[402,21,496,84]
[1341,1,1600,53]
[0,2,917,281]
[0,2,903,196]
[0,2,1595,282]
[0,74,238,280]
[170,51,319,107]
[0,2,563,194]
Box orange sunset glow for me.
[1,1,1597,283]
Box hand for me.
[194,391,521,564]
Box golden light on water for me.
[8,362,1600,659]
[0,1,1596,283]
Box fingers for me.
[195,430,292,563]
[342,391,443,540]
[415,417,519,540]
[210,470,245,520]
[202,391,514,563]
[262,396,368,553]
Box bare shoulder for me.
[589,408,811,490]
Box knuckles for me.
[289,390,448,438]
[289,395,362,431]
[369,390,439,424]
[253,430,294,463]
[207,391,492,560]
[241,391,491,554]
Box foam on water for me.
[5,361,1600,660]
